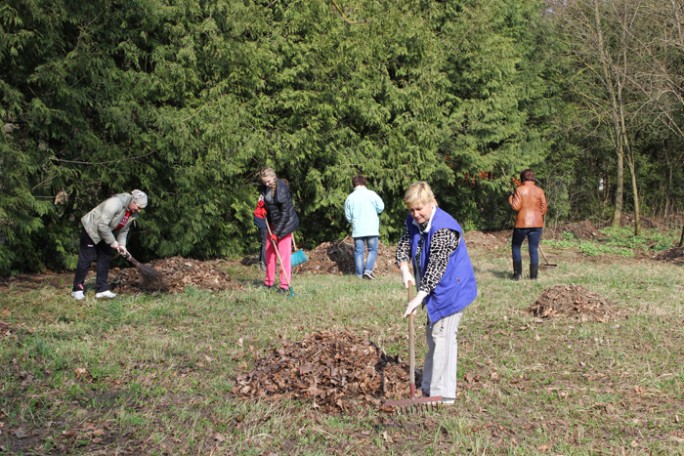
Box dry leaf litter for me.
[529,284,615,322]
[234,330,414,413]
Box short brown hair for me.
[520,169,535,183]
[352,175,367,187]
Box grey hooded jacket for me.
[81,193,139,247]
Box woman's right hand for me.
[399,263,415,288]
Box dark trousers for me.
[72,230,113,293]
[512,228,543,265]
[253,216,268,265]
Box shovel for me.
[539,245,557,268]
[383,287,443,412]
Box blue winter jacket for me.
[407,207,478,323]
[344,186,384,238]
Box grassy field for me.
[1,240,683,455]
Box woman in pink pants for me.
[259,168,300,293]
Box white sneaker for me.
[71,291,85,301]
[95,290,116,299]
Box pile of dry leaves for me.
[0,321,12,339]
[529,285,616,322]
[294,238,398,276]
[233,330,411,413]
[113,257,239,294]
[653,247,684,265]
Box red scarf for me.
[115,210,131,231]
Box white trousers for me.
[421,311,463,401]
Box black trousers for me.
[72,230,113,293]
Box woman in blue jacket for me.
[395,181,477,404]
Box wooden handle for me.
[264,220,291,289]
[408,286,416,397]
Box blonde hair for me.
[259,167,277,190]
[404,181,437,207]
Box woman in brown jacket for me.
[508,169,547,280]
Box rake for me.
[539,245,557,268]
[122,251,165,288]
[383,287,442,412]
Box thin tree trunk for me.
[627,157,640,236]
[593,0,625,227]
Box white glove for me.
[405,290,428,318]
[115,245,128,256]
[399,263,415,289]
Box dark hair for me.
[520,169,535,183]
[352,175,367,187]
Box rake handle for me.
[408,286,416,398]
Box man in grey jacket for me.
[71,190,148,300]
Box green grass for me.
[1,247,683,455]
[546,226,680,257]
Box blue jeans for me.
[354,236,379,277]
[512,228,542,265]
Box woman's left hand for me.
[404,290,428,317]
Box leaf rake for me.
[383,287,442,413]
[122,251,165,288]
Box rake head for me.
[382,395,443,413]
[123,252,165,288]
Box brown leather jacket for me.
[508,181,547,228]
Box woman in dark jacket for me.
[259,168,300,292]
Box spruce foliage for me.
[2,0,682,274]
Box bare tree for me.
[629,0,684,220]
[551,0,653,234]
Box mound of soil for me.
[294,237,398,276]
[529,285,615,322]
[113,257,240,294]
[233,330,412,413]
[653,247,684,265]
[465,230,510,250]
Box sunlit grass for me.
[1,249,682,455]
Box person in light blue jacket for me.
[344,175,384,279]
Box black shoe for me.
[511,260,522,281]
[276,287,289,294]
[363,271,375,280]
[262,283,274,290]
[530,264,539,280]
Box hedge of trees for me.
[1,0,683,274]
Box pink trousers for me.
[264,232,292,290]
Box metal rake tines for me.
[383,395,443,413]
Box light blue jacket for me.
[344,186,384,238]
